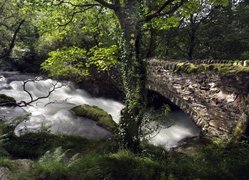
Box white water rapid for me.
[0,72,200,149]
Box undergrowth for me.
[0,121,249,180]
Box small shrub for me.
[101,150,161,180]
[34,147,68,180]
[67,152,104,179]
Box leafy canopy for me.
[41,45,118,79]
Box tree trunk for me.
[188,15,196,60]
[114,3,147,152]
[0,19,25,59]
[146,26,157,58]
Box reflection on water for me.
[0,72,200,148]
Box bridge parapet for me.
[147,59,249,139]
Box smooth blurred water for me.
[0,72,200,148]
[148,110,200,149]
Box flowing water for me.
[0,72,200,149]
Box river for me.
[0,72,200,149]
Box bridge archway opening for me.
[146,90,201,148]
[147,90,180,111]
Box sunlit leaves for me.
[89,45,118,71]
[41,45,118,79]
[150,16,180,30]
[0,0,24,54]
[41,47,88,78]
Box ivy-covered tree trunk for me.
[114,2,147,152]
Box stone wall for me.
[147,59,249,139]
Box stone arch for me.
[147,84,207,131]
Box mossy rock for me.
[0,94,16,106]
[71,105,117,132]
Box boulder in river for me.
[71,105,117,132]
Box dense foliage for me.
[147,0,249,60]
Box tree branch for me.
[57,4,99,27]
[0,19,25,59]
[0,78,64,107]
[113,0,120,6]
[94,0,115,10]
[16,78,64,107]
[52,0,99,8]
[143,0,186,22]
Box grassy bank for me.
[1,121,249,179]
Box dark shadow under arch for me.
[147,90,181,111]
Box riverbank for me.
[1,125,249,179]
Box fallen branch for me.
[0,78,65,107]
[16,78,64,107]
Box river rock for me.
[71,105,117,132]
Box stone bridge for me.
[147,59,249,139]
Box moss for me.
[232,121,244,140]
[176,62,185,68]
[230,114,248,143]
[176,63,201,73]
[71,104,117,132]
[186,64,199,73]
[176,62,249,75]
[212,64,249,74]
[0,94,16,106]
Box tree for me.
[154,0,249,60]
[86,0,185,152]
[22,0,228,152]
[0,0,25,59]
